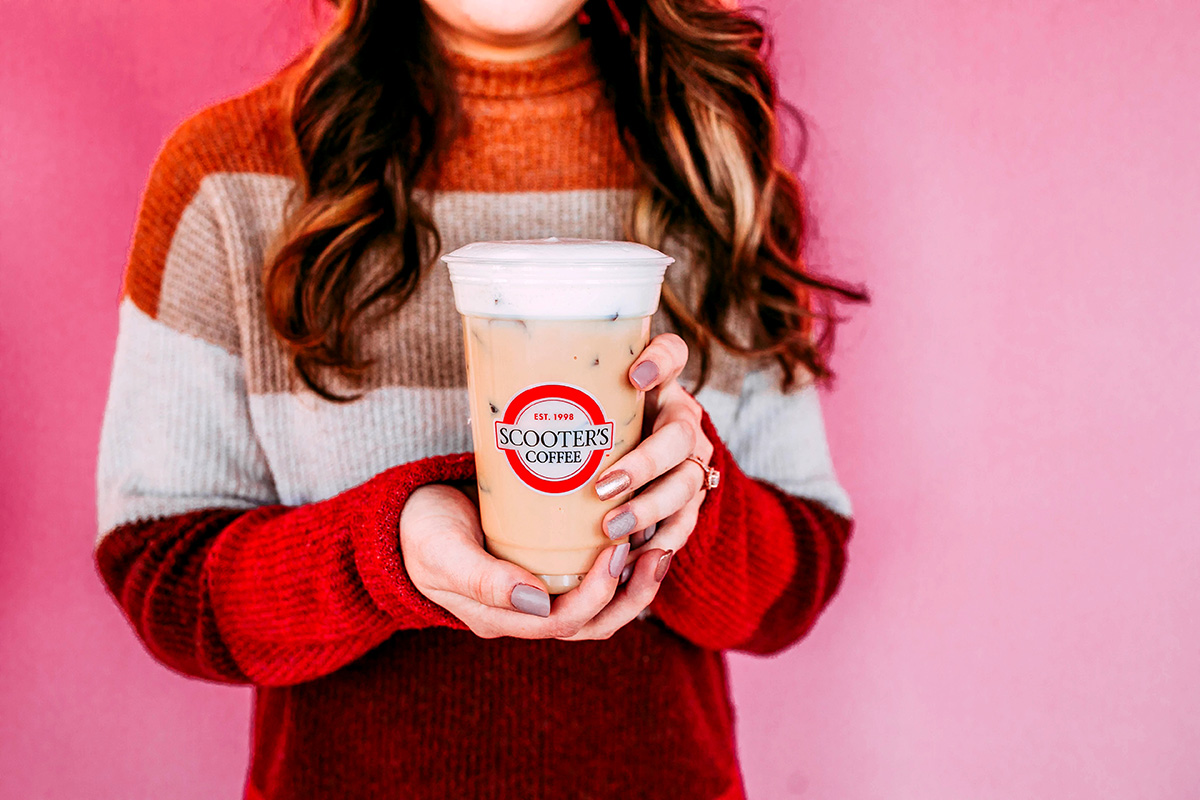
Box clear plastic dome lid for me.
[442,238,673,320]
[442,237,674,266]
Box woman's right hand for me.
[399,484,670,640]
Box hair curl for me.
[265,0,867,400]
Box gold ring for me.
[684,455,721,491]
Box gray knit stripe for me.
[696,372,853,518]
[96,301,279,540]
[237,374,849,517]
[246,387,473,506]
[426,188,636,242]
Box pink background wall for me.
[2,1,1197,797]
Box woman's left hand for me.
[559,333,714,640]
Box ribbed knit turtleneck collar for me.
[419,35,638,192]
[441,38,602,100]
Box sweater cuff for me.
[351,452,477,631]
[691,407,735,544]
[657,409,737,595]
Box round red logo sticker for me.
[494,383,615,494]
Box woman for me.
[96,0,864,797]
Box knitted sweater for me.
[95,39,854,800]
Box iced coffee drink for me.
[444,239,673,594]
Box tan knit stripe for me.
[340,184,641,391]
[209,179,643,394]
[201,172,302,394]
[154,178,241,354]
[162,172,751,397]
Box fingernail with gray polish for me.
[620,564,633,584]
[630,360,659,390]
[511,584,551,617]
[595,470,632,501]
[642,522,657,544]
[609,543,630,579]
[606,510,637,539]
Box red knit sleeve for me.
[95,454,473,687]
[650,412,853,654]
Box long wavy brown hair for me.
[265,0,867,401]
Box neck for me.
[425,16,582,63]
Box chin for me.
[427,0,585,44]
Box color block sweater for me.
[95,39,854,800]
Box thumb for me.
[436,523,552,617]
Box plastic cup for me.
[443,238,673,594]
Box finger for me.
[422,525,553,616]
[618,536,654,584]
[629,522,657,549]
[629,333,688,391]
[630,493,702,560]
[602,461,703,539]
[542,543,628,639]
[619,531,656,582]
[594,410,698,501]
[561,548,674,641]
